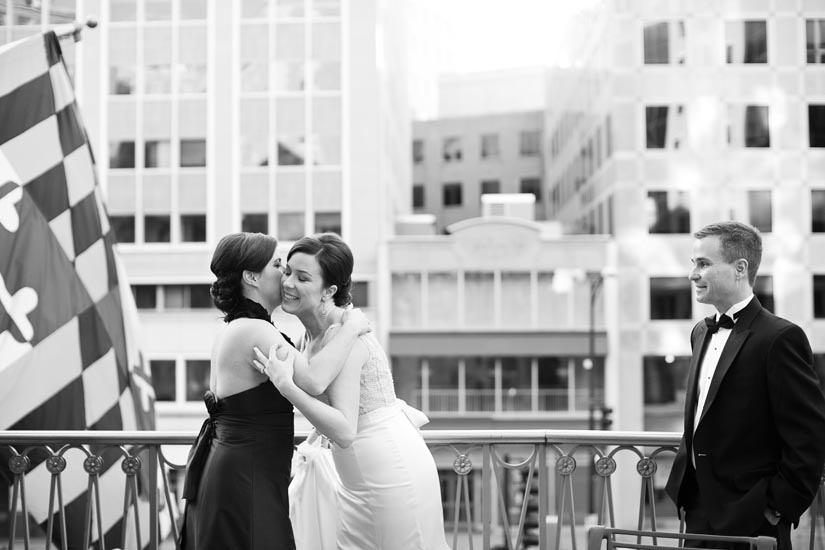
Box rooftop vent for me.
[481,193,536,221]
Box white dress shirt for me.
[693,295,754,434]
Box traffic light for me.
[600,406,613,430]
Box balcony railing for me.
[1,430,823,550]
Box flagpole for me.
[52,18,98,42]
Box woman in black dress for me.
[179,232,367,550]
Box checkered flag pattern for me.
[0,31,158,548]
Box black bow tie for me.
[705,314,735,334]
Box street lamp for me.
[584,271,604,516]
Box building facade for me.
[0,0,412,433]
[413,111,545,232]
[543,0,825,519]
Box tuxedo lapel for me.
[685,323,710,437]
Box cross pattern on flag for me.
[0,31,159,548]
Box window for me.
[242,213,268,234]
[727,105,770,148]
[181,214,206,242]
[812,190,825,233]
[315,212,341,234]
[110,215,135,243]
[480,133,499,159]
[186,360,210,401]
[132,285,157,309]
[145,64,171,94]
[520,178,541,202]
[650,277,692,320]
[519,130,541,156]
[643,21,685,64]
[481,179,500,195]
[391,272,422,328]
[806,19,825,64]
[278,141,304,165]
[412,184,425,208]
[428,357,459,412]
[809,105,825,147]
[647,191,690,234]
[110,66,136,94]
[278,213,305,241]
[754,276,774,313]
[351,281,369,307]
[465,357,495,411]
[646,105,686,149]
[165,284,212,309]
[442,182,462,207]
[726,20,767,64]
[442,137,462,162]
[150,360,176,401]
[815,276,825,319]
[145,140,171,168]
[181,139,207,167]
[501,357,532,411]
[412,139,424,163]
[109,141,135,168]
[144,215,171,243]
[644,355,690,405]
[748,190,772,233]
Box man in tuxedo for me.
[665,221,825,550]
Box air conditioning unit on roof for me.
[481,193,535,221]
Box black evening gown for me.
[180,298,296,550]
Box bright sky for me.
[406,0,601,116]
[409,0,602,75]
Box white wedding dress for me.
[295,332,450,550]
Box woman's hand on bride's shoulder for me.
[342,306,371,336]
[253,343,296,392]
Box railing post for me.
[539,441,548,549]
[148,446,159,550]
[483,443,491,550]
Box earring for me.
[320,299,332,316]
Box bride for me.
[254,233,450,550]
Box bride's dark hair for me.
[210,232,278,319]
[287,233,353,307]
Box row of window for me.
[643,19,825,65]
[110,139,207,169]
[110,211,343,244]
[644,104,825,150]
[412,130,541,165]
[412,178,541,209]
[151,348,825,410]
[392,355,604,415]
[112,214,206,243]
[548,115,612,216]
[132,280,369,312]
[650,276,788,320]
[649,189,825,235]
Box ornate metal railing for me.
[1,430,823,550]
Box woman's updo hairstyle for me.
[210,232,278,319]
[287,232,353,307]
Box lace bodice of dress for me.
[301,326,397,416]
[356,333,397,416]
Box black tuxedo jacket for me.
[665,297,825,534]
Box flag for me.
[0,31,159,549]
